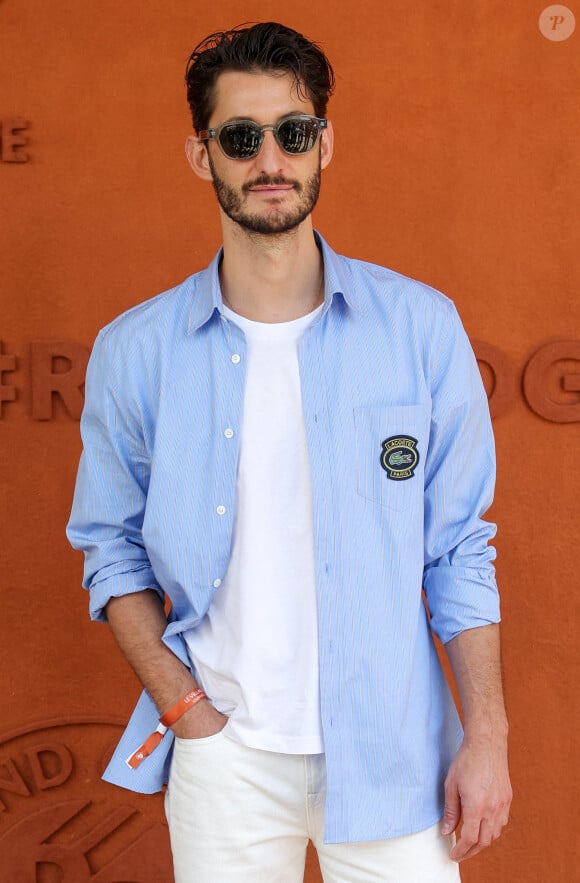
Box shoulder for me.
[96,272,201,351]
[343,252,454,309]
[318,234,457,320]
[331,249,460,336]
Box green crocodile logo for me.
[380,436,419,480]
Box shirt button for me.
[213,578,222,588]
[216,505,226,515]
[224,428,234,439]
[231,353,241,364]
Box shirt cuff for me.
[423,566,501,645]
[88,565,163,622]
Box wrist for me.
[171,697,212,734]
[125,687,207,769]
[463,711,509,743]
[159,687,207,728]
[172,700,227,740]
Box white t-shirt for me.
[184,302,325,754]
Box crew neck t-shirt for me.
[184,302,325,754]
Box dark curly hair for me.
[185,22,335,133]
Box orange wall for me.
[1,2,578,880]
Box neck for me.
[218,216,324,322]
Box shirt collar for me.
[186,230,360,335]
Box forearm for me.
[105,589,224,737]
[442,623,512,860]
[106,589,196,710]
[445,622,508,741]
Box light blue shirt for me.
[67,232,500,844]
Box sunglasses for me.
[198,114,328,161]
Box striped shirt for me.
[67,231,500,844]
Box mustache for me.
[242,175,301,193]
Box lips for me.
[247,185,295,196]
[243,177,299,195]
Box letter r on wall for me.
[30,340,89,420]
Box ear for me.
[320,119,334,170]
[185,135,214,181]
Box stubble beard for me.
[207,152,321,236]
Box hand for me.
[442,735,512,862]
[171,699,228,740]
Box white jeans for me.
[165,731,461,883]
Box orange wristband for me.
[160,688,207,727]
[125,688,207,770]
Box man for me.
[67,21,511,883]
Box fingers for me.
[450,815,482,862]
[442,739,512,861]
[449,810,510,862]
[441,781,461,835]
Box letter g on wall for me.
[522,341,580,423]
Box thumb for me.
[442,781,461,835]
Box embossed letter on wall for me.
[0,720,173,881]
[30,340,90,421]
[523,340,580,423]
[0,118,30,162]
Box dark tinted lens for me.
[218,123,262,159]
[277,118,319,154]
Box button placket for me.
[211,319,245,597]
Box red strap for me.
[160,688,207,727]
[126,688,208,770]
[126,727,166,769]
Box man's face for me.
[188,70,333,235]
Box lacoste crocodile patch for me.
[380,436,419,480]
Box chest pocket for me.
[354,404,430,512]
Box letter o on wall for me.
[523,341,580,423]
[473,340,517,419]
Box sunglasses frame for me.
[198,114,328,161]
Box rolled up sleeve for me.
[422,304,501,645]
[66,329,162,622]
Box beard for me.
[207,152,321,235]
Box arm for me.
[67,331,224,739]
[442,623,512,861]
[106,589,226,739]
[420,302,511,859]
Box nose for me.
[255,129,286,174]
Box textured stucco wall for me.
[1,2,578,880]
